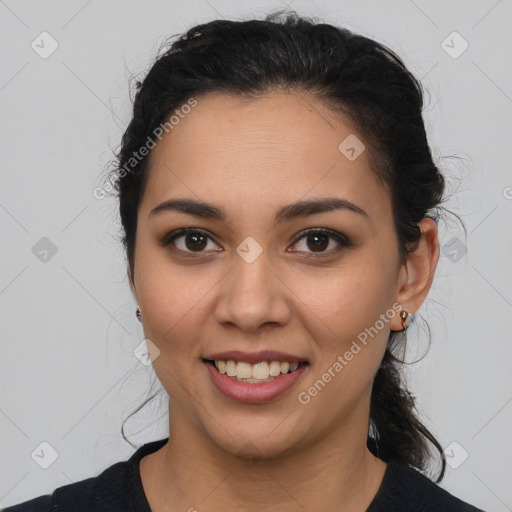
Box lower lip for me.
[204,361,308,403]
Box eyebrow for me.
[149,197,369,224]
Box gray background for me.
[1,0,511,510]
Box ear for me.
[390,218,440,331]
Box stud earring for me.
[400,310,410,360]
[136,305,142,323]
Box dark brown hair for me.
[110,10,446,482]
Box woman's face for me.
[132,90,407,458]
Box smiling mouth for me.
[203,359,309,384]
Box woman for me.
[3,10,485,512]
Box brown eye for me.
[184,232,208,251]
[162,228,221,256]
[290,228,350,256]
[305,233,329,252]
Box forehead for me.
[140,90,390,224]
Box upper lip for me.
[203,350,307,364]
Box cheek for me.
[135,235,208,332]
[295,275,394,418]
[294,250,398,392]
[139,280,211,358]
[134,246,216,376]
[141,294,209,406]
[301,260,397,343]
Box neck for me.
[140,411,386,512]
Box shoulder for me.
[1,463,120,512]
[1,438,168,512]
[367,460,486,512]
[1,494,54,512]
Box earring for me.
[400,310,410,360]
[136,305,142,323]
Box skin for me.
[129,90,440,512]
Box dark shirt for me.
[2,437,485,511]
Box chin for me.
[201,411,307,461]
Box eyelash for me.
[159,227,351,259]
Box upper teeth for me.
[215,360,300,380]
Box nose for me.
[213,250,292,333]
